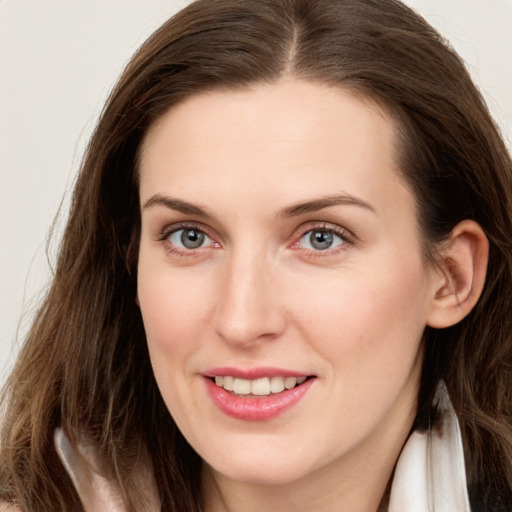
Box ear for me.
[427,220,489,329]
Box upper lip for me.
[202,367,313,379]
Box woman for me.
[1,0,511,510]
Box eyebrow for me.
[142,192,376,219]
[142,194,214,219]
[277,194,376,218]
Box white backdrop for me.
[1,0,511,384]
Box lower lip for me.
[204,377,314,421]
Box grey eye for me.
[169,228,211,249]
[300,230,344,251]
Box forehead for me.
[138,79,411,219]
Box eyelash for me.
[292,223,355,256]
[158,222,355,257]
[158,222,218,257]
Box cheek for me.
[282,264,429,448]
[290,260,430,378]
[137,263,212,351]
[136,264,213,421]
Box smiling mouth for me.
[212,375,312,397]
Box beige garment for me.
[54,430,160,512]
[55,383,470,512]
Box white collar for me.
[55,383,470,511]
[388,381,471,511]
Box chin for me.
[215,462,309,486]
[201,443,316,486]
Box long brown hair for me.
[1,0,511,510]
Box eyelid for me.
[160,221,212,238]
[290,222,356,252]
[159,222,220,251]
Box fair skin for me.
[136,79,488,512]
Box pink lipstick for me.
[203,368,315,421]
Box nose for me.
[213,249,286,348]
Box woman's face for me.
[137,80,439,487]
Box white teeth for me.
[284,377,297,389]
[270,376,285,393]
[214,375,307,395]
[251,378,270,396]
[223,375,234,391]
[233,378,251,394]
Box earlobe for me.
[427,220,489,329]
